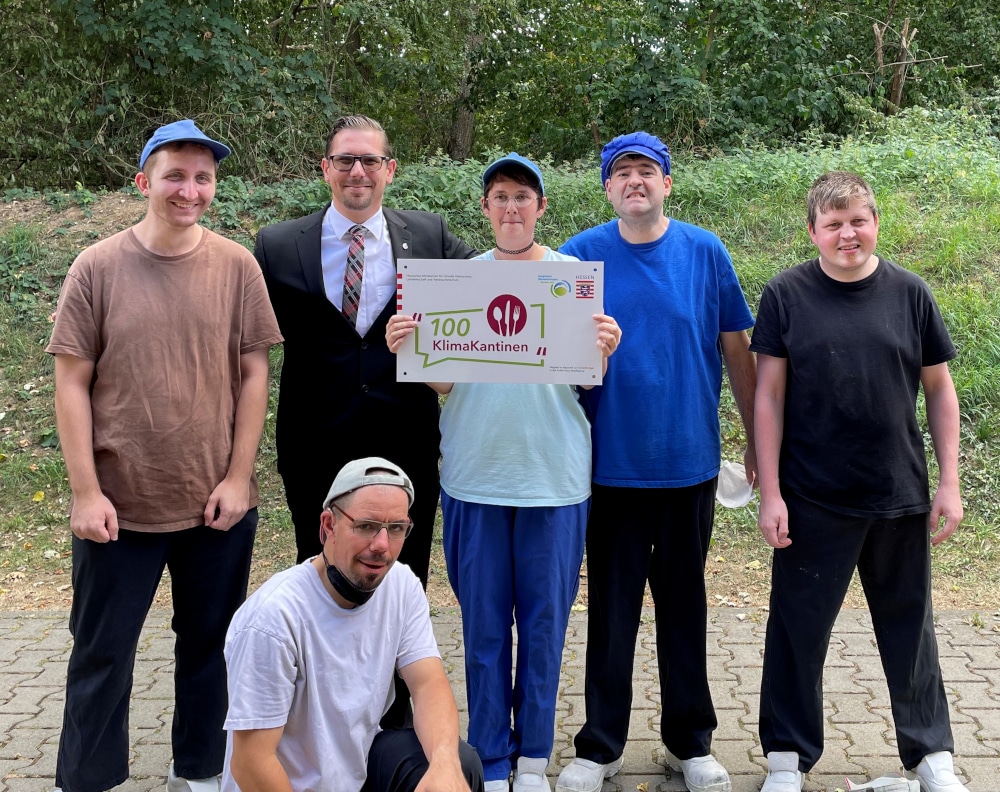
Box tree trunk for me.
[889,18,915,109]
[448,103,475,160]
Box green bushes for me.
[194,110,1000,440]
[6,1,1000,190]
[11,110,996,428]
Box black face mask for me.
[321,549,375,606]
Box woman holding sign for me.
[387,153,620,792]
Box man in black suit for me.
[255,115,475,583]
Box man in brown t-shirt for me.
[46,120,283,792]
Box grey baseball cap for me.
[323,457,415,508]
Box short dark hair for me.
[807,171,878,228]
[325,116,393,158]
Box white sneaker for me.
[555,757,624,792]
[485,780,511,792]
[761,752,803,792]
[513,757,552,792]
[166,762,221,792]
[664,751,732,792]
[845,775,919,791]
[903,752,969,792]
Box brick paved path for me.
[2,609,998,792]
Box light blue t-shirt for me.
[561,219,754,488]
[439,248,592,507]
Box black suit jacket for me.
[255,206,476,480]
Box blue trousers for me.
[56,510,258,792]
[760,491,953,771]
[442,493,588,782]
[573,480,719,763]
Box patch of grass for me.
[935,285,1000,430]
[0,226,48,319]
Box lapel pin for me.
[402,242,409,250]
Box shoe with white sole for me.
[664,751,732,792]
[845,775,920,791]
[761,752,803,792]
[555,757,624,792]
[903,752,969,792]
[485,780,511,792]
[166,762,221,792]
[513,757,552,792]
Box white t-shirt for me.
[221,561,440,792]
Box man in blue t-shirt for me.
[555,132,757,792]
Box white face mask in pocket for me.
[716,461,755,508]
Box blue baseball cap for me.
[482,152,545,196]
[600,132,671,183]
[139,119,232,170]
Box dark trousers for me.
[56,510,258,792]
[361,729,484,792]
[574,480,719,763]
[281,457,439,587]
[759,491,953,771]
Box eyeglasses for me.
[326,154,391,172]
[329,503,413,541]
[487,194,537,209]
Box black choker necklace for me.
[495,241,535,256]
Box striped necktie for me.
[342,224,367,327]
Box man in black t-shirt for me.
[750,172,967,792]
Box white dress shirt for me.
[321,205,395,337]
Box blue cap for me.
[600,132,671,183]
[139,119,232,170]
[482,152,545,196]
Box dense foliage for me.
[3,0,1000,188]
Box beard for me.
[352,553,393,591]
[339,181,375,212]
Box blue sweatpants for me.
[442,492,588,782]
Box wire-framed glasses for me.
[487,193,536,208]
[329,503,413,541]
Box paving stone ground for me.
[1,608,997,792]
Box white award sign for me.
[395,258,604,385]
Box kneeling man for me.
[222,458,483,792]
